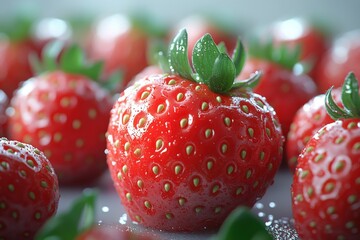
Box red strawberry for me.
[0,138,59,240]
[316,29,360,93]
[7,42,114,185]
[87,13,167,92]
[286,88,342,172]
[292,72,360,239]
[264,17,329,78]
[0,16,71,98]
[106,29,283,231]
[237,43,318,137]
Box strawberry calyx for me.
[0,15,34,42]
[30,40,121,91]
[35,189,97,240]
[248,39,312,75]
[325,72,360,120]
[165,29,261,94]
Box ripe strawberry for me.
[87,13,167,92]
[106,29,284,231]
[286,88,342,172]
[0,16,71,98]
[7,41,114,185]
[292,72,360,239]
[263,17,329,79]
[316,29,360,93]
[238,42,318,138]
[0,138,59,240]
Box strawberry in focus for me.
[286,88,341,172]
[7,42,114,185]
[292,72,360,239]
[106,29,284,231]
[0,138,59,240]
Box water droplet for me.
[119,213,128,225]
[101,206,109,213]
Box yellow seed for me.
[152,166,159,175]
[207,161,213,170]
[122,114,130,124]
[178,198,186,206]
[248,128,254,138]
[156,139,163,150]
[164,183,171,192]
[221,144,228,154]
[168,79,176,85]
[205,129,212,138]
[224,117,231,127]
[176,93,184,101]
[212,185,220,193]
[157,104,165,113]
[180,118,188,128]
[124,142,130,151]
[144,201,152,209]
[175,165,182,175]
[227,165,234,175]
[88,109,97,119]
[201,102,209,111]
[137,180,143,189]
[53,133,62,142]
[216,96,222,103]
[125,193,132,201]
[193,177,200,187]
[140,91,150,100]
[72,120,81,129]
[241,105,249,113]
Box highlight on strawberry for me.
[106,28,284,231]
[292,72,360,239]
[0,138,59,240]
[7,41,115,186]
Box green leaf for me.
[341,72,360,117]
[60,44,86,73]
[325,87,349,120]
[217,42,228,54]
[42,40,65,72]
[231,38,246,76]
[232,70,262,90]
[103,70,123,91]
[35,189,97,240]
[208,53,236,93]
[168,29,194,81]
[156,51,171,73]
[192,33,221,83]
[213,207,273,240]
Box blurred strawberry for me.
[87,13,167,93]
[0,138,59,240]
[0,90,8,137]
[238,41,318,138]
[7,41,114,185]
[316,29,360,93]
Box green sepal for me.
[35,189,97,240]
[156,51,171,73]
[341,72,360,117]
[213,207,273,240]
[168,29,195,81]
[0,14,34,41]
[248,39,305,72]
[193,33,221,84]
[325,72,360,120]
[231,70,262,90]
[231,38,246,76]
[208,53,236,93]
[59,44,103,81]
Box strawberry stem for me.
[167,29,255,94]
[325,72,360,120]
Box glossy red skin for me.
[88,14,150,92]
[76,224,155,240]
[171,15,237,60]
[238,58,318,137]
[286,88,341,172]
[270,18,328,79]
[0,138,59,240]
[106,74,284,231]
[8,71,113,185]
[0,39,37,98]
[292,119,360,240]
[316,29,360,93]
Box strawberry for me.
[87,13,167,92]
[106,29,284,231]
[237,42,318,138]
[316,29,360,93]
[286,88,342,172]
[292,72,360,239]
[260,17,329,79]
[7,41,114,185]
[0,138,59,240]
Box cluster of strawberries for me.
[0,13,359,239]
